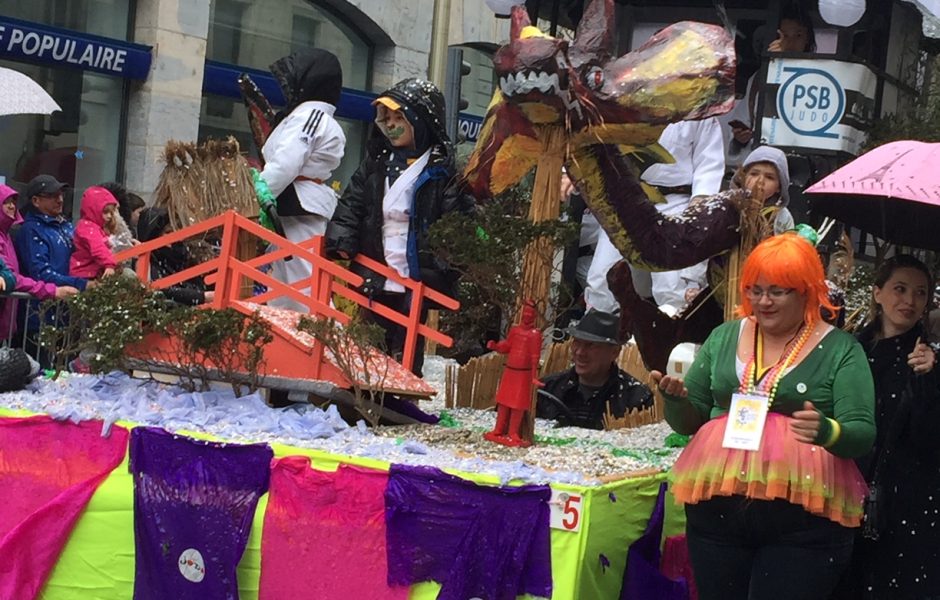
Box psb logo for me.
[777,67,845,139]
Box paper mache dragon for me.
[463,0,753,370]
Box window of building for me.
[199,0,373,188]
[0,61,125,220]
[460,46,497,119]
[0,0,132,41]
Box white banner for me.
[759,58,878,156]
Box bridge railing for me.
[114,210,458,373]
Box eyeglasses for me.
[745,286,794,301]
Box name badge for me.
[722,393,770,451]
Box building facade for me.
[1,0,935,217]
[0,0,508,213]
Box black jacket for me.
[137,208,207,306]
[536,364,653,430]
[325,78,474,298]
[845,322,940,599]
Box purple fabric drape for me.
[621,482,689,600]
[385,464,552,600]
[130,427,273,600]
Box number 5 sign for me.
[549,489,583,532]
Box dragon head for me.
[494,0,734,130]
[467,0,736,198]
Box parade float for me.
[0,1,751,597]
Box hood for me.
[742,145,790,207]
[137,207,190,269]
[137,207,170,243]
[270,48,343,124]
[79,186,118,228]
[369,78,452,159]
[0,184,22,234]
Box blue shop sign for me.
[0,17,152,79]
[457,114,482,143]
[204,60,483,141]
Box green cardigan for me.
[664,319,876,458]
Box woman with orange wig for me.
[651,232,875,600]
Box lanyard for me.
[743,321,808,400]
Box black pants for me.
[685,495,854,600]
[362,291,427,377]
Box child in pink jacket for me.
[69,186,119,279]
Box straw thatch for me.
[152,137,256,230]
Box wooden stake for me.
[425,310,440,355]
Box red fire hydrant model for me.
[484,301,543,447]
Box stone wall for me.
[122,0,509,198]
[124,0,211,199]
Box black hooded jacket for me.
[325,78,475,298]
[136,208,207,306]
[270,48,342,126]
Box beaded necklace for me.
[739,321,813,406]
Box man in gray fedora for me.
[537,309,652,429]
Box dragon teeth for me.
[499,70,560,97]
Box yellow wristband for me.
[822,418,842,448]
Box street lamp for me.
[818,0,866,27]
[484,0,524,17]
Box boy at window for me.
[257,48,346,313]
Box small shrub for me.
[297,315,389,427]
[39,275,173,375]
[38,276,273,395]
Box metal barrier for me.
[0,291,70,369]
[0,291,35,351]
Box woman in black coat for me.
[325,78,474,375]
[137,207,211,306]
[836,255,940,599]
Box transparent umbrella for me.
[0,67,61,117]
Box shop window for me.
[460,47,497,119]
[200,0,372,188]
[0,0,132,41]
[0,59,124,220]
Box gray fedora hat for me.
[566,310,622,345]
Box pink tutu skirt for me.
[669,413,868,527]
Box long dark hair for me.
[867,254,934,328]
[780,3,817,53]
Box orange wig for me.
[738,232,836,325]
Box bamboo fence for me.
[445,338,664,431]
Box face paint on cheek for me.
[384,125,406,140]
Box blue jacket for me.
[14,212,88,291]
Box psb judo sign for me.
[777,67,844,139]
[761,58,877,156]
[0,17,152,80]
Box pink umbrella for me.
[805,140,940,250]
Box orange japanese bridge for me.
[114,210,458,418]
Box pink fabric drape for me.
[661,534,698,600]
[0,416,128,600]
[259,458,407,600]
